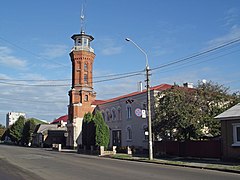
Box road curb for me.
[111,157,240,174]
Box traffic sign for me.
[135,108,142,117]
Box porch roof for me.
[215,103,240,120]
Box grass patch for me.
[206,164,240,171]
[111,154,240,173]
[111,154,187,165]
[111,154,133,159]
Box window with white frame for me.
[232,123,240,146]
[126,105,132,119]
[127,126,132,140]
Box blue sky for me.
[0,0,240,125]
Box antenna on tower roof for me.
[80,3,85,34]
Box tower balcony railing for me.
[71,46,94,53]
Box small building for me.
[32,124,67,147]
[6,112,26,128]
[215,103,240,160]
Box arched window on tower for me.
[84,74,88,84]
[84,95,88,102]
[84,63,88,71]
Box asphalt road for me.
[0,144,239,180]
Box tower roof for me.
[71,32,94,41]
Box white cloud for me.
[0,72,69,124]
[0,46,27,69]
[101,47,122,56]
[207,25,240,48]
[96,37,123,56]
[208,7,240,47]
[223,8,239,27]
[40,44,68,59]
[94,74,144,100]
[0,73,11,79]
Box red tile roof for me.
[51,114,68,124]
[92,100,107,105]
[94,83,173,105]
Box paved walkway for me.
[111,154,240,174]
[55,148,240,174]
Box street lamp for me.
[125,38,153,160]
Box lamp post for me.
[125,38,153,160]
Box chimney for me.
[183,82,193,88]
[137,81,143,92]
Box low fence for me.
[77,146,119,156]
[154,140,221,159]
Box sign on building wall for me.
[142,110,146,118]
[135,108,142,117]
[135,108,146,118]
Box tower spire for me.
[80,3,85,34]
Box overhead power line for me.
[0,81,70,87]
[0,97,68,104]
[151,37,240,71]
[0,78,70,82]
[0,71,144,87]
[0,37,240,87]
[0,69,144,82]
[155,47,240,75]
[0,36,69,68]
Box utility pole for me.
[125,38,153,160]
[146,65,153,160]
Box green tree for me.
[196,81,240,136]
[82,112,95,149]
[9,116,25,144]
[82,111,110,149]
[1,128,10,141]
[153,86,202,140]
[0,124,6,140]
[21,118,37,146]
[153,81,240,141]
[94,111,110,149]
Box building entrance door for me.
[112,130,121,147]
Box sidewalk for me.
[110,154,240,174]
[52,148,240,174]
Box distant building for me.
[6,112,26,128]
[32,124,67,147]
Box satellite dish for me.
[202,79,207,84]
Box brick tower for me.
[66,31,96,148]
